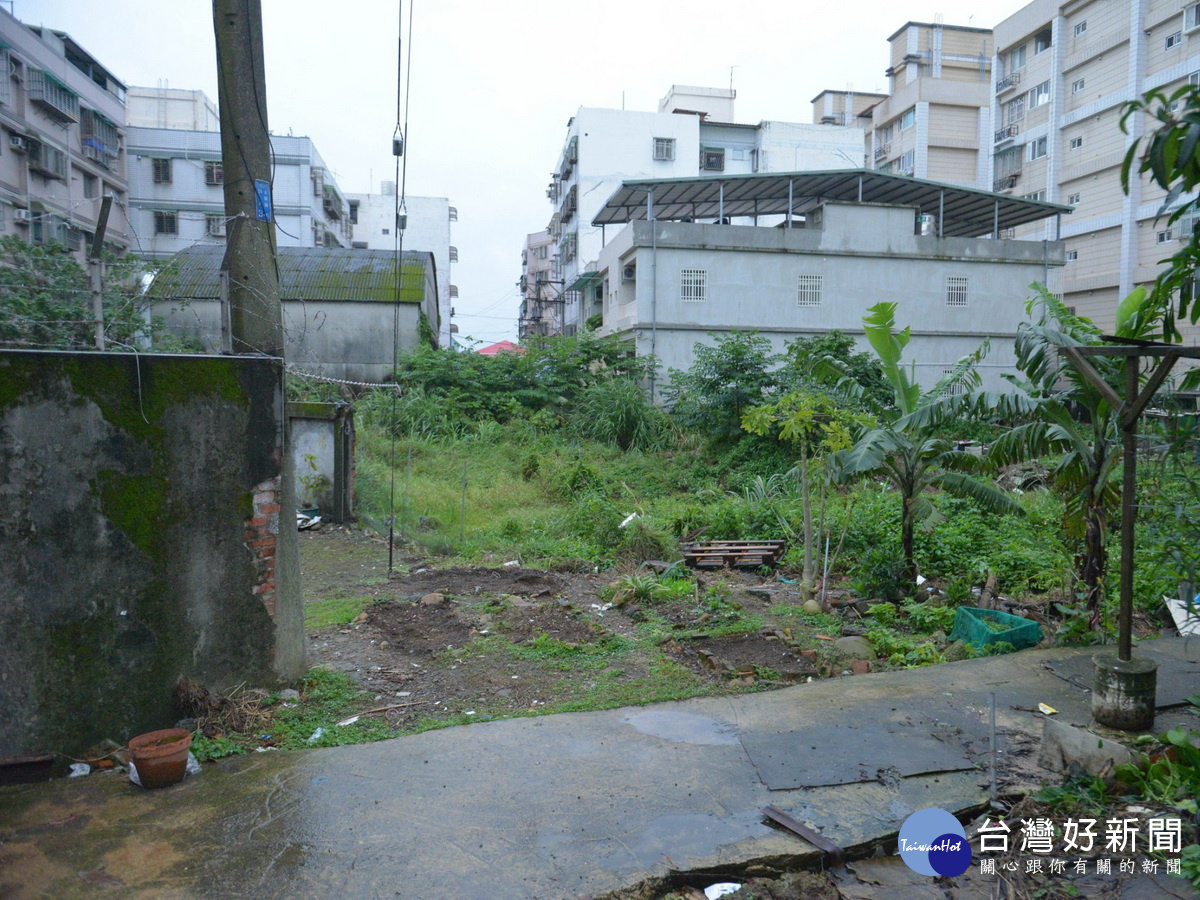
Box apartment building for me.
[544,85,866,335]
[858,22,995,189]
[518,230,556,338]
[989,0,1200,339]
[126,117,350,259]
[346,183,456,345]
[0,9,130,260]
[127,85,219,132]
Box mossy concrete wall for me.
[0,350,305,759]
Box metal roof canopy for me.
[591,168,1071,238]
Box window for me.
[1067,192,1081,204]
[731,148,745,161]
[382,228,390,235]
[879,123,894,143]
[898,149,915,174]
[899,107,916,130]
[1027,136,1048,160]
[152,157,172,183]
[204,160,223,185]
[1034,28,1052,53]
[83,173,98,199]
[797,274,822,307]
[700,148,724,171]
[1192,71,1200,86]
[1074,21,1087,36]
[1010,44,1027,71]
[1030,81,1050,107]
[653,137,675,161]
[206,214,225,236]
[1167,31,1182,50]
[1158,229,1174,242]
[1072,78,1085,94]
[1023,190,1046,201]
[1069,136,1083,150]
[941,371,967,396]
[1005,95,1026,124]
[535,245,547,259]
[946,276,969,307]
[348,200,359,224]
[680,268,707,303]
[154,211,178,235]
[1066,249,1078,260]
[1188,3,1200,31]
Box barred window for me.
[942,369,967,395]
[680,268,707,303]
[946,275,969,307]
[653,137,675,161]
[154,211,178,235]
[205,160,223,185]
[152,157,172,183]
[797,274,822,307]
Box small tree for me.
[0,236,153,350]
[664,330,779,442]
[742,389,866,598]
[820,303,1020,588]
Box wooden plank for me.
[761,804,845,867]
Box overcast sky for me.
[29,0,1029,345]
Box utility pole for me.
[213,0,283,356]
[88,194,113,350]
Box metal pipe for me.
[1119,356,1138,661]
[649,188,658,398]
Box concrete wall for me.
[0,350,305,759]
[596,206,1065,393]
[289,402,354,523]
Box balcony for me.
[996,72,1021,93]
[28,69,80,123]
[322,184,343,220]
[994,124,1020,144]
[874,143,890,161]
[993,173,1020,192]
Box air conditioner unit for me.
[622,264,636,282]
[9,135,26,152]
[13,208,31,222]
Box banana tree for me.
[822,302,1021,589]
[988,285,1164,624]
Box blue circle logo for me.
[898,808,972,877]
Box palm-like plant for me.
[823,302,1021,588]
[988,285,1162,623]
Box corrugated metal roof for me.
[148,245,430,303]
[592,168,1071,238]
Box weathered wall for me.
[288,401,355,523]
[0,350,305,759]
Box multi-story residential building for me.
[126,85,220,132]
[518,230,556,338]
[544,85,867,335]
[851,22,995,189]
[126,118,350,258]
[346,183,456,345]
[591,171,1067,395]
[0,9,130,260]
[988,0,1200,341]
[811,90,888,128]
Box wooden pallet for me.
[681,540,787,569]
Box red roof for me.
[476,340,523,356]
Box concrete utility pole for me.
[88,194,113,350]
[213,0,283,356]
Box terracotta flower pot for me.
[128,728,192,789]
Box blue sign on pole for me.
[254,179,273,222]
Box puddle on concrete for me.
[623,710,740,746]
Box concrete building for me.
[346,183,455,346]
[518,230,557,338]
[149,245,440,382]
[126,85,220,132]
[590,170,1067,394]
[0,9,130,260]
[988,0,1200,341]
[816,22,995,189]
[126,123,351,258]
[544,85,867,335]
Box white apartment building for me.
[0,10,130,260]
[127,86,220,132]
[518,230,556,338]
[126,123,350,258]
[346,183,456,346]
[816,22,995,189]
[545,85,867,334]
[989,0,1200,340]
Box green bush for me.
[571,378,675,451]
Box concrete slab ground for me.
[1,639,1197,899]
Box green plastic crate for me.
[949,606,1042,652]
